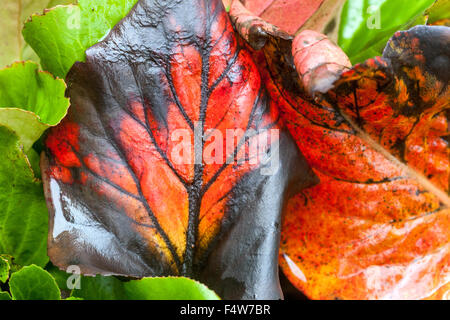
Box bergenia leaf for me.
[70,275,127,300]
[0,257,10,283]
[0,291,11,300]
[23,0,139,78]
[0,0,74,67]
[0,61,70,151]
[0,127,49,267]
[231,7,449,299]
[9,265,61,300]
[70,275,220,300]
[123,277,220,300]
[41,0,316,300]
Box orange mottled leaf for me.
[230,5,449,299]
[281,26,450,300]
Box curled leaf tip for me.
[229,0,292,50]
[292,30,351,96]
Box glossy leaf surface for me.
[42,0,316,300]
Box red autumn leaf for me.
[230,6,449,300]
[41,0,316,300]
[281,27,450,300]
[229,0,346,37]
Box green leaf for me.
[123,277,220,300]
[0,254,21,274]
[0,61,69,151]
[0,257,10,283]
[0,0,74,68]
[46,263,72,291]
[339,0,436,63]
[71,275,220,300]
[47,0,75,7]
[23,0,139,78]
[65,296,83,300]
[9,265,61,300]
[426,0,450,24]
[70,275,128,300]
[347,13,428,64]
[0,291,12,300]
[0,126,49,267]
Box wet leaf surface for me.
[42,0,316,300]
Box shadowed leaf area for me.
[0,127,49,268]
